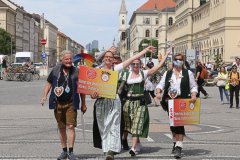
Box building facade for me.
[128,0,176,58]
[167,0,240,63]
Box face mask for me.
[173,60,184,68]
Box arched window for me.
[156,30,159,37]
[168,17,173,26]
[122,19,125,25]
[145,29,150,37]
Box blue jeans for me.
[218,86,229,102]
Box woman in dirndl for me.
[91,46,156,160]
[122,52,169,157]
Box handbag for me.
[216,80,226,87]
[144,90,152,105]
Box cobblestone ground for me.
[0,79,240,159]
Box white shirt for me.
[156,69,198,95]
[122,70,148,84]
[145,78,155,91]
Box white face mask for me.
[173,60,184,68]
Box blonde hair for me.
[60,50,73,60]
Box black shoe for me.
[122,139,129,150]
[129,149,136,157]
[171,142,176,154]
[230,104,233,108]
[174,146,182,159]
[105,150,114,160]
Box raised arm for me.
[122,46,156,68]
[147,52,169,76]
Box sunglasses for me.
[232,68,237,69]
[131,63,140,66]
[174,59,183,61]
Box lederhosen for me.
[123,71,149,138]
[161,69,191,135]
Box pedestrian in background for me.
[228,64,240,108]
[155,53,198,158]
[195,60,209,98]
[2,57,7,77]
[40,50,87,160]
[216,66,229,104]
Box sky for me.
[11,0,147,50]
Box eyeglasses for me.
[232,68,237,69]
[104,56,114,59]
[131,63,140,66]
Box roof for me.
[137,0,175,11]
[129,0,176,24]
[0,0,8,7]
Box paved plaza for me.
[0,79,240,159]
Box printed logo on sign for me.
[101,71,111,82]
[189,103,195,110]
[179,101,186,110]
[87,69,97,79]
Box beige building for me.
[1,0,22,53]
[127,0,176,58]
[44,21,58,66]
[0,0,16,43]
[166,0,240,63]
[56,31,67,63]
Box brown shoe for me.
[105,150,114,160]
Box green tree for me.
[90,48,100,57]
[138,39,158,58]
[0,28,15,55]
[214,53,223,69]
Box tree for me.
[138,39,158,58]
[90,48,99,56]
[0,28,15,55]
[214,53,223,69]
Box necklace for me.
[54,71,70,97]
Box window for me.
[122,19,125,25]
[156,18,159,25]
[156,30,159,38]
[144,18,150,25]
[169,17,173,26]
[145,29,150,37]
[121,32,126,40]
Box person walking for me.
[91,46,156,160]
[216,66,229,104]
[228,64,240,108]
[196,60,209,98]
[40,50,87,160]
[155,53,198,158]
[122,52,169,157]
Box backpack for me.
[200,65,208,79]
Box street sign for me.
[40,39,46,45]
[41,52,47,59]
